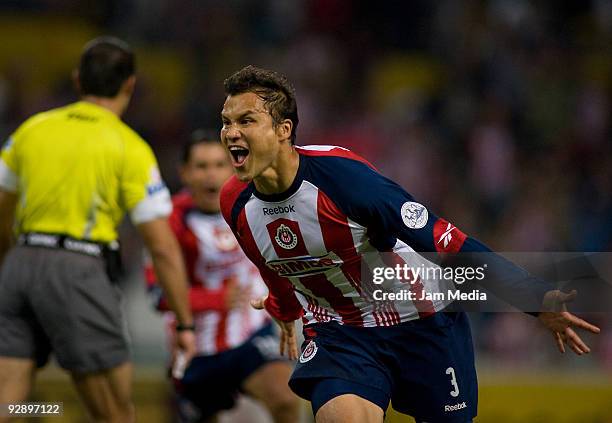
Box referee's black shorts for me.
[0,246,129,373]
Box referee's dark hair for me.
[78,36,135,98]
[182,129,222,164]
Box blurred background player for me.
[144,130,300,423]
[0,37,195,422]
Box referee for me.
[0,37,195,422]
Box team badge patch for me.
[299,340,318,363]
[274,224,298,250]
[401,201,428,229]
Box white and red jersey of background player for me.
[145,191,269,355]
[220,145,550,330]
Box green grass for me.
[19,367,612,422]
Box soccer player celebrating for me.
[145,131,300,423]
[219,66,601,423]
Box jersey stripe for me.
[237,207,304,322]
[381,251,435,318]
[317,189,366,326]
[346,221,412,326]
[215,310,228,352]
[219,146,460,328]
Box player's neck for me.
[81,95,128,117]
[253,147,300,195]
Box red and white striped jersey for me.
[221,146,553,327]
[145,191,269,355]
[220,146,470,328]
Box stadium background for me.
[0,1,610,422]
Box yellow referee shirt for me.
[0,101,171,243]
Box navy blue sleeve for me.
[307,155,473,251]
[309,156,552,313]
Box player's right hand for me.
[538,289,601,355]
[251,296,299,360]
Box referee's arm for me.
[137,218,193,328]
[0,188,17,267]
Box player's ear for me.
[276,119,292,142]
[121,75,136,96]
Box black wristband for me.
[176,323,195,332]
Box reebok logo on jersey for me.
[433,219,467,253]
[266,252,343,277]
[274,224,298,249]
[263,205,295,215]
[444,401,467,412]
[401,202,428,229]
[437,222,454,248]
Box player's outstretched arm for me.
[313,157,555,311]
[251,296,299,360]
[537,289,601,355]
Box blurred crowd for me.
[0,0,610,371]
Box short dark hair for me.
[78,36,135,98]
[223,65,299,145]
[182,129,222,163]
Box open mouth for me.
[202,186,219,195]
[228,145,250,167]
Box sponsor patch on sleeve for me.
[1,137,13,152]
[146,166,166,196]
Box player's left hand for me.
[251,296,299,360]
[538,289,601,355]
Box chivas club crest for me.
[274,224,298,250]
[299,340,318,363]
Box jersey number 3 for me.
[446,367,460,397]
